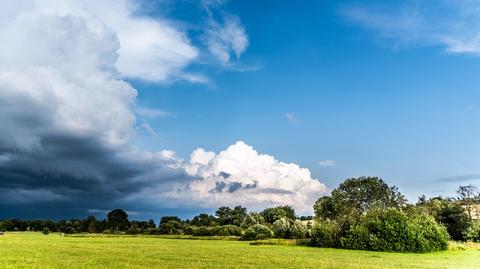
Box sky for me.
[1,0,480,220]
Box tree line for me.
[1,176,480,253]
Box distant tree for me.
[0,220,15,231]
[314,196,338,220]
[215,207,233,225]
[147,219,156,229]
[261,206,296,224]
[457,185,480,220]
[314,177,407,219]
[436,201,471,241]
[231,206,248,226]
[291,220,309,239]
[241,212,265,229]
[272,217,291,238]
[190,214,218,227]
[160,216,181,225]
[416,196,471,241]
[42,227,50,235]
[107,209,130,233]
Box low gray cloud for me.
[436,173,480,183]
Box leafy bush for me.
[42,227,50,235]
[291,220,309,239]
[190,225,243,236]
[466,222,480,242]
[341,208,448,252]
[142,228,162,235]
[220,225,243,236]
[241,224,273,240]
[159,220,182,235]
[311,219,342,248]
[272,218,291,238]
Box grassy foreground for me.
[0,233,479,269]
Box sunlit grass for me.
[0,232,479,268]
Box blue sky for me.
[1,0,480,220]
[135,0,480,200]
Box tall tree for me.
[314,176,407,220]
[457,185,480,220]
[107,209,130,233]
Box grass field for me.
[0,233,479,269]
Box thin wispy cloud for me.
[319,160,336,167]
[436,173,480,183]
[285,112,300,124]
[203,0,249,65]
[341,0,480,55]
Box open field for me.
[0,233,479,269]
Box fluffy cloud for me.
[342,0,480,55]
[84,0,199,82]
[175,142,325,214]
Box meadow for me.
[0,233,479,269]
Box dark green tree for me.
[314,176,407,219]
[107,209,130,233]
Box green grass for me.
[0,232,479,269]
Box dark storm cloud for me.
[0,132,191,219]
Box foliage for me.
[315,177,407,220]
[190,214,218,227]
[42,227,50,235]
[340,208,449,252]
[241,224,273,240]
[465,221,480,242]
[272,217,291,238]
[261,206,296,224]
[240,212,265,228]
[159,220,183,235]
[311,219,343,248]
[457,185,480,221]
[291,220,309,239]
[215,206,247,226]
[107,209,130,233]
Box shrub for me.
[311,219,342,248]
[272,218,291,238]
[241,224,273,240]
[466,222,480,242]
[221,225,243,236]
[341,208,448,252]
[42,227,50,235]
[192,226,214,236]
[142,228,162,235]
[159,220,182,235]
[291,220,309,239]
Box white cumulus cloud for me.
[177,141,325,214]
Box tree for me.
[436,201,471,241]
[314,177,407,219]
[107,209,130,233]
[231,206,248,226]
[160,216,181,225]
[272,217,291,238]
[261,206,296,224]
[291,220,309,239]
[0,220,15,231]
[457,185,480,220]
[147,219,156,229]
[314,196,338,220]
[190,214,217,227]
[215,207,233,225]
[241,212,265,228]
